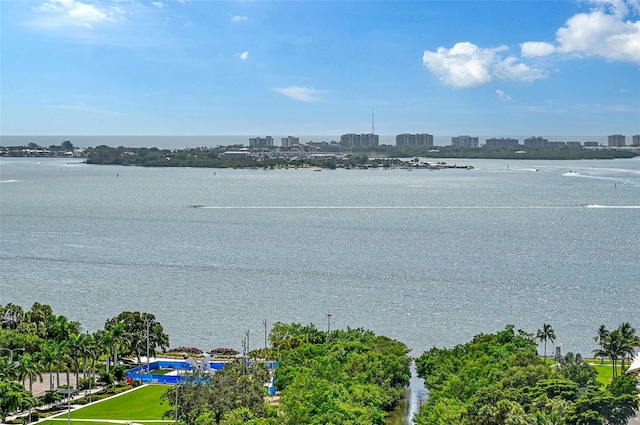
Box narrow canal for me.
[386,362,428,425]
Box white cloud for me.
[522,0,640,63]
[520,42,556,58]
[237,51,249,60]
[272,86,325,102]
[151,2,167,9]
[422,42,546,88]
[231,15,248,23]
[31,0,115,29]
[496,89,513,102]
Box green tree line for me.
[413,324,640,425]
[2,303,639,425]
[80,144,638,169]
[0,303,169,422]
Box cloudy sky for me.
[1,0,639,142]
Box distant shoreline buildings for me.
[245,133,639,148]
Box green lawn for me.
[68,384,171,420]
[38,422,173,425]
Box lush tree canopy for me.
[414,325,639,425]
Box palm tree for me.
[617,322,640,373]
[2,303,25,329]
[593,328,627,378]
[108,321,129,370]
[95,329,113,374]
[536,323,556,359]
[593,325,609,364]
[0,357,17,381]
[67,333,84,385]
[27,302,52,337]
[15,353,44,392]
[39,341,60,390]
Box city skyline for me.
[1,1,639,138]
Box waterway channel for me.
[386,363,428,425]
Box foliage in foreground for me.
[272,323,412,425]
[414,325,639,425]
[161,360,270,425]
[162,323,412,425]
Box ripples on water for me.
[1,158,639,364]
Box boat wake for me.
[0,180,19,183]
[584,204,640,209]
[191,205,640,210]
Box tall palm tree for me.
[593,328,627,378]
[2,303,25,329]
[27,302,52,337]
[15,353,44,392]
[536,324,556,359]
[0,357,17,381]
[67,333,84,385]
[96,329,114,374]
[593,325,609,364]
[107,322,128,370]
[617,322,640,373]
[39,341,60,390]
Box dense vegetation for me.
[164,322,412,425]
[0,303,169,422]
[270,322,411,425]
[77,144,639,169]
[2,303,638,424]
[0,304,411,424]
[414,324,639,425]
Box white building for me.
[451,135,479,148]
[340,133,379,147]
[249,136,274,147]
[281,136,300,148]
[396,133,434,147]
[608,134,625,147]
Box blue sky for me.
[1,0,639,145]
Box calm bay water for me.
[1,157,639,360]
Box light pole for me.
[175,366,180,424]
[263,319,268,362]
[0,347,25,363]
[246,330,250,362]
[57,388,73,425]
[146,320,150,374]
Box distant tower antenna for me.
[372,108,375,135]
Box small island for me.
[3,141,638,170]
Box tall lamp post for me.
[175,366,180,424]
[57,388,73,425]
[0,347,25,363]
[263,319,267,362]
[146,320,150,373]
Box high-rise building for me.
[340,133,379,147]
[396,133,434,147]
[632,135,640,146]
[608,134,625,147]
[249,136,274,147]
[485,138,519,148]
[281,136,300,148]
[451,135,479,148]
[524,136,548,147]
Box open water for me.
[1,157,639,357]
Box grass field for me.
[38,422,173,425]
[27,385,174,425]
[61,385,171,420]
